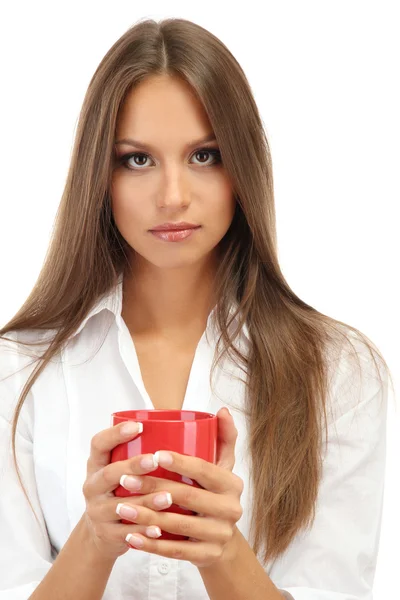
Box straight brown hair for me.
[0,17,393,564]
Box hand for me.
[120,407,244,567]
[82,421,172,561]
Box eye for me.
[191,148,222,166]
[117,147,222,171]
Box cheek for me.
[111,200,145,251]
[215,177,236,217]
[111,189,144,229]
[214,194,236,228]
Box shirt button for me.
[158,561,170,575]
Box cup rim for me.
[111,409,216,422]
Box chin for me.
[129,243,218,271]
[147,255,207,270]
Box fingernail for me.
[120,475,143,491]
[146,526,162,538]
[153,492,173,508]
[121,422,143,436]
[140,454,159,469]
[126,533,144,548]
[116,503,138,520]
[154,451,173,466]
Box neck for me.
[121,256,218,341]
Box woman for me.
[0,17,392,600]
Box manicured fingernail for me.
[146,526,162,538]
[126,533,144,547]
[116,503,138,520]
[140,454,159,469]
[121,422,143,436]
[154,451,173,466]
[153,492,173,508]
[120,475,143,491]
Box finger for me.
[117,503,233,545]
[91,519,163,543]
[85,492,173,539]
[84,452,159,498]
[124,534,220,566]
[116,522,164,540]
[154,451,242,494]
[215,407,238,470]
[87,421,144,476]
[117,477,241,520]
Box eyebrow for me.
[114,132,217,152]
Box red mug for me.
[110,409,218,541]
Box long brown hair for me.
[0,17,393,564]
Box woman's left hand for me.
[121,407,244,567]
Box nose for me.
[156,165,190,209]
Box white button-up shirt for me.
[0,274,388,600]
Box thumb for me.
[215,407,238,470]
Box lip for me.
[150,227,200,242]
[149,222,200,232]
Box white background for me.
[0,2,398,598]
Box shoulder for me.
[0,328,55,375]
[324,326,389,426]
[0,329,55,430]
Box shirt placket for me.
[148,554,179,599]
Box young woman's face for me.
[111,75,236,271]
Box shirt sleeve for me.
[0,333,54,598]
[270,332,389,600]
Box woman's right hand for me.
[81,420,166,561]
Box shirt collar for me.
[69,273,124,339]
[68,272,247,341]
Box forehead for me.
[116,75,212,140]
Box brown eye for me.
[122,153,152,169]
[118,147,222,171]
[192,149,221,165]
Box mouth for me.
[149,226,201,242]
[150,226,201,232]
[149,222,200,232]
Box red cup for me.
[110,409,218,541]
